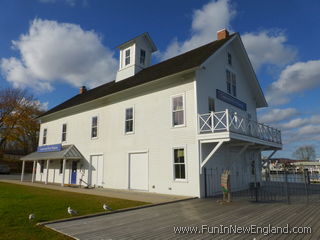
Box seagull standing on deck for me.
[67,207,77,215]
[103,204,112,211]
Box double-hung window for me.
[140,49,146,65]
[172,95,185,127]
[42,128,47,145]
[125,107,134,134]
[231,73,237,97]
[226,70,231,94]
[208,97,215,112]
[173,148,186,180]
[251,160,255,175]
[125,49,130,66]
[91,116,98,138]
[61,124,67,142]
[226,69,236,97]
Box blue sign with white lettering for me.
[216,89,247,111]
[37,144,62,153]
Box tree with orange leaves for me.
[0,88,44,155]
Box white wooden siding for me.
[196,41,258,121]
[37,75,199,196]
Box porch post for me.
[199,141,203,174]
[266,150,277,182]
[226,109,230,131]
[45,159,50,184]
[31,161,36,183]
[61,158,66,187]
[21,160,25,182]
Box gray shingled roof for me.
[20,145,84,161]
[40,33,236,118]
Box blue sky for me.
[0,0,319,159]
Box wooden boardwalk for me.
[46,199,320,239]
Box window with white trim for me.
[42,128,47,145]
[231,73,236,97]
[172,95,185,126]
[227,52,232,65]
[251,160,255,175]
[140,49,146,65]
[208,97,215,112]
[173,148,186,180]
[61,123,67,142]
[125,49,130,66]
[125,107,134,133]
[226,70,231,94]
[226,69,236,97]
[91,116,98,138]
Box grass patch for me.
[0,182,148,240]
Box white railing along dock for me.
[198,109,282,144]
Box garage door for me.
[89,155,104,187]
[129,152,148,191]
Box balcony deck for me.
[198,110,282,149]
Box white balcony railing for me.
[198,109,282,144]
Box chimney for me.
[79,86,87,94]
[217,29,229,40]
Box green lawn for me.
[0,182,148,240]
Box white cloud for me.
[280,115,320,129]
[258,108,298,124]
[272,60,320,93]
[241,30,297,70]
[159,0,236,60]
[158,0,296,75]
[1,19,117,92]
[279,121,320,146]
[282,126,320,150]
[297,125,320,136]
[32,100,49,111]
[266,60,320,105]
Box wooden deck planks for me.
[46,199,319,240]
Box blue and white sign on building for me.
[216,89,247,111]
[37,144,62,153]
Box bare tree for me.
[293,145,316,161]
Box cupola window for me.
[125,49,130,66]
[140,49,146,65]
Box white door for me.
[89,155,104,187]
[129,152,148,191]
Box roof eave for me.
[200,33,237,68]
[235,34,268,108]
[117,32,157,52]
[38,66,199,121]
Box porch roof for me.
[20,145,84,161]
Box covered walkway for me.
[20,144,84,186]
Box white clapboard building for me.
[21,30,282,197]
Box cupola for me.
[116,32,157,82]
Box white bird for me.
[67,206,77,215]
[103,204,112,211]
[29,213,35,221]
